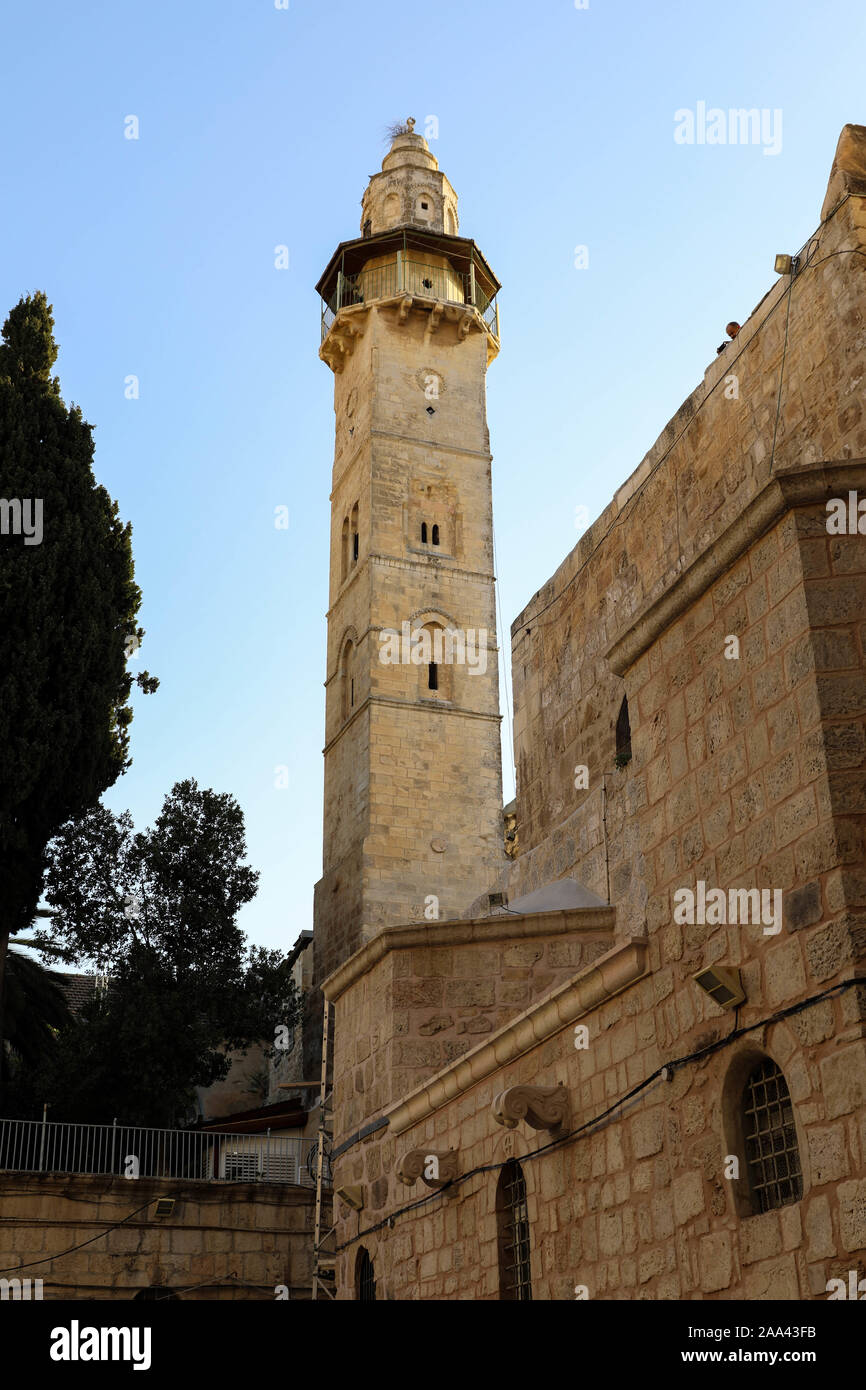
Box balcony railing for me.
[321,255,499,343]
[0,1116,324,1187]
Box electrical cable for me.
[0,1198,156,1276]
[768,268,795,477]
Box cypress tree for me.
[0,292,156,1065]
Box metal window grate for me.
[356,1247,376,1301]
[742,1059,803,1214]
[498,1160,532,1301]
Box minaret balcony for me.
[316,229,501,368]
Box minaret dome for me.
[361,118,459,237]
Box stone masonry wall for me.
[0,1174,319,1300]
[327,163,866,1300]
[510,190,866,882]
[335,969,866,1300]
[330,913,616,1161]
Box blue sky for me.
[2,0,863,955]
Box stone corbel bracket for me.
[395,1148,459,1188]
[320,312,367,373]
[492,1084,569,1132]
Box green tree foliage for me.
[1,949,72,1081]
[0,292,157,979]
[20,780,298,1127]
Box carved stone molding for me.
[606,460,866,676]
[492,1084,568,1132]
[368,936,644,1137]
[395,1148,458,1188]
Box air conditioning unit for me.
[262,1154,298,1185]
[224,1152,259,1182]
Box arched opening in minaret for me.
[351,503,359,566]
[420,522,428,544]
[420,622,452,701]
[431,524,440,546]
[340,639,355,722]
[340,516,349,582]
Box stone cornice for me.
[321,693,501,756]
[322,905,617,1002]
[606,459,866,676]
[325,554,497,628]
[368,551,496,586]
[382,935,647,1137]
[370,427,492,462]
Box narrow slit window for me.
[615,695,632,766]
[356,1247,376,1301]
[428,662,438,691]
[421,522,428,544]
[431,524,440,546]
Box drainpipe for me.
[38,1103,49,1171]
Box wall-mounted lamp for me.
[335,1185,364,1212]
[692,965,746,1010]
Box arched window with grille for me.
[742,1058,803,1213]
[355,1246,376,1301]
[615,695,632,766]
[496,1159,532,1300]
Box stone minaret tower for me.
[312,121,504,984]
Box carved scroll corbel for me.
[398,295,413,323]
[395,1148,458,1188]
[492,1085,568,1132]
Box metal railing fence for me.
[321,255,499,342]
[0,1116,322,1187]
